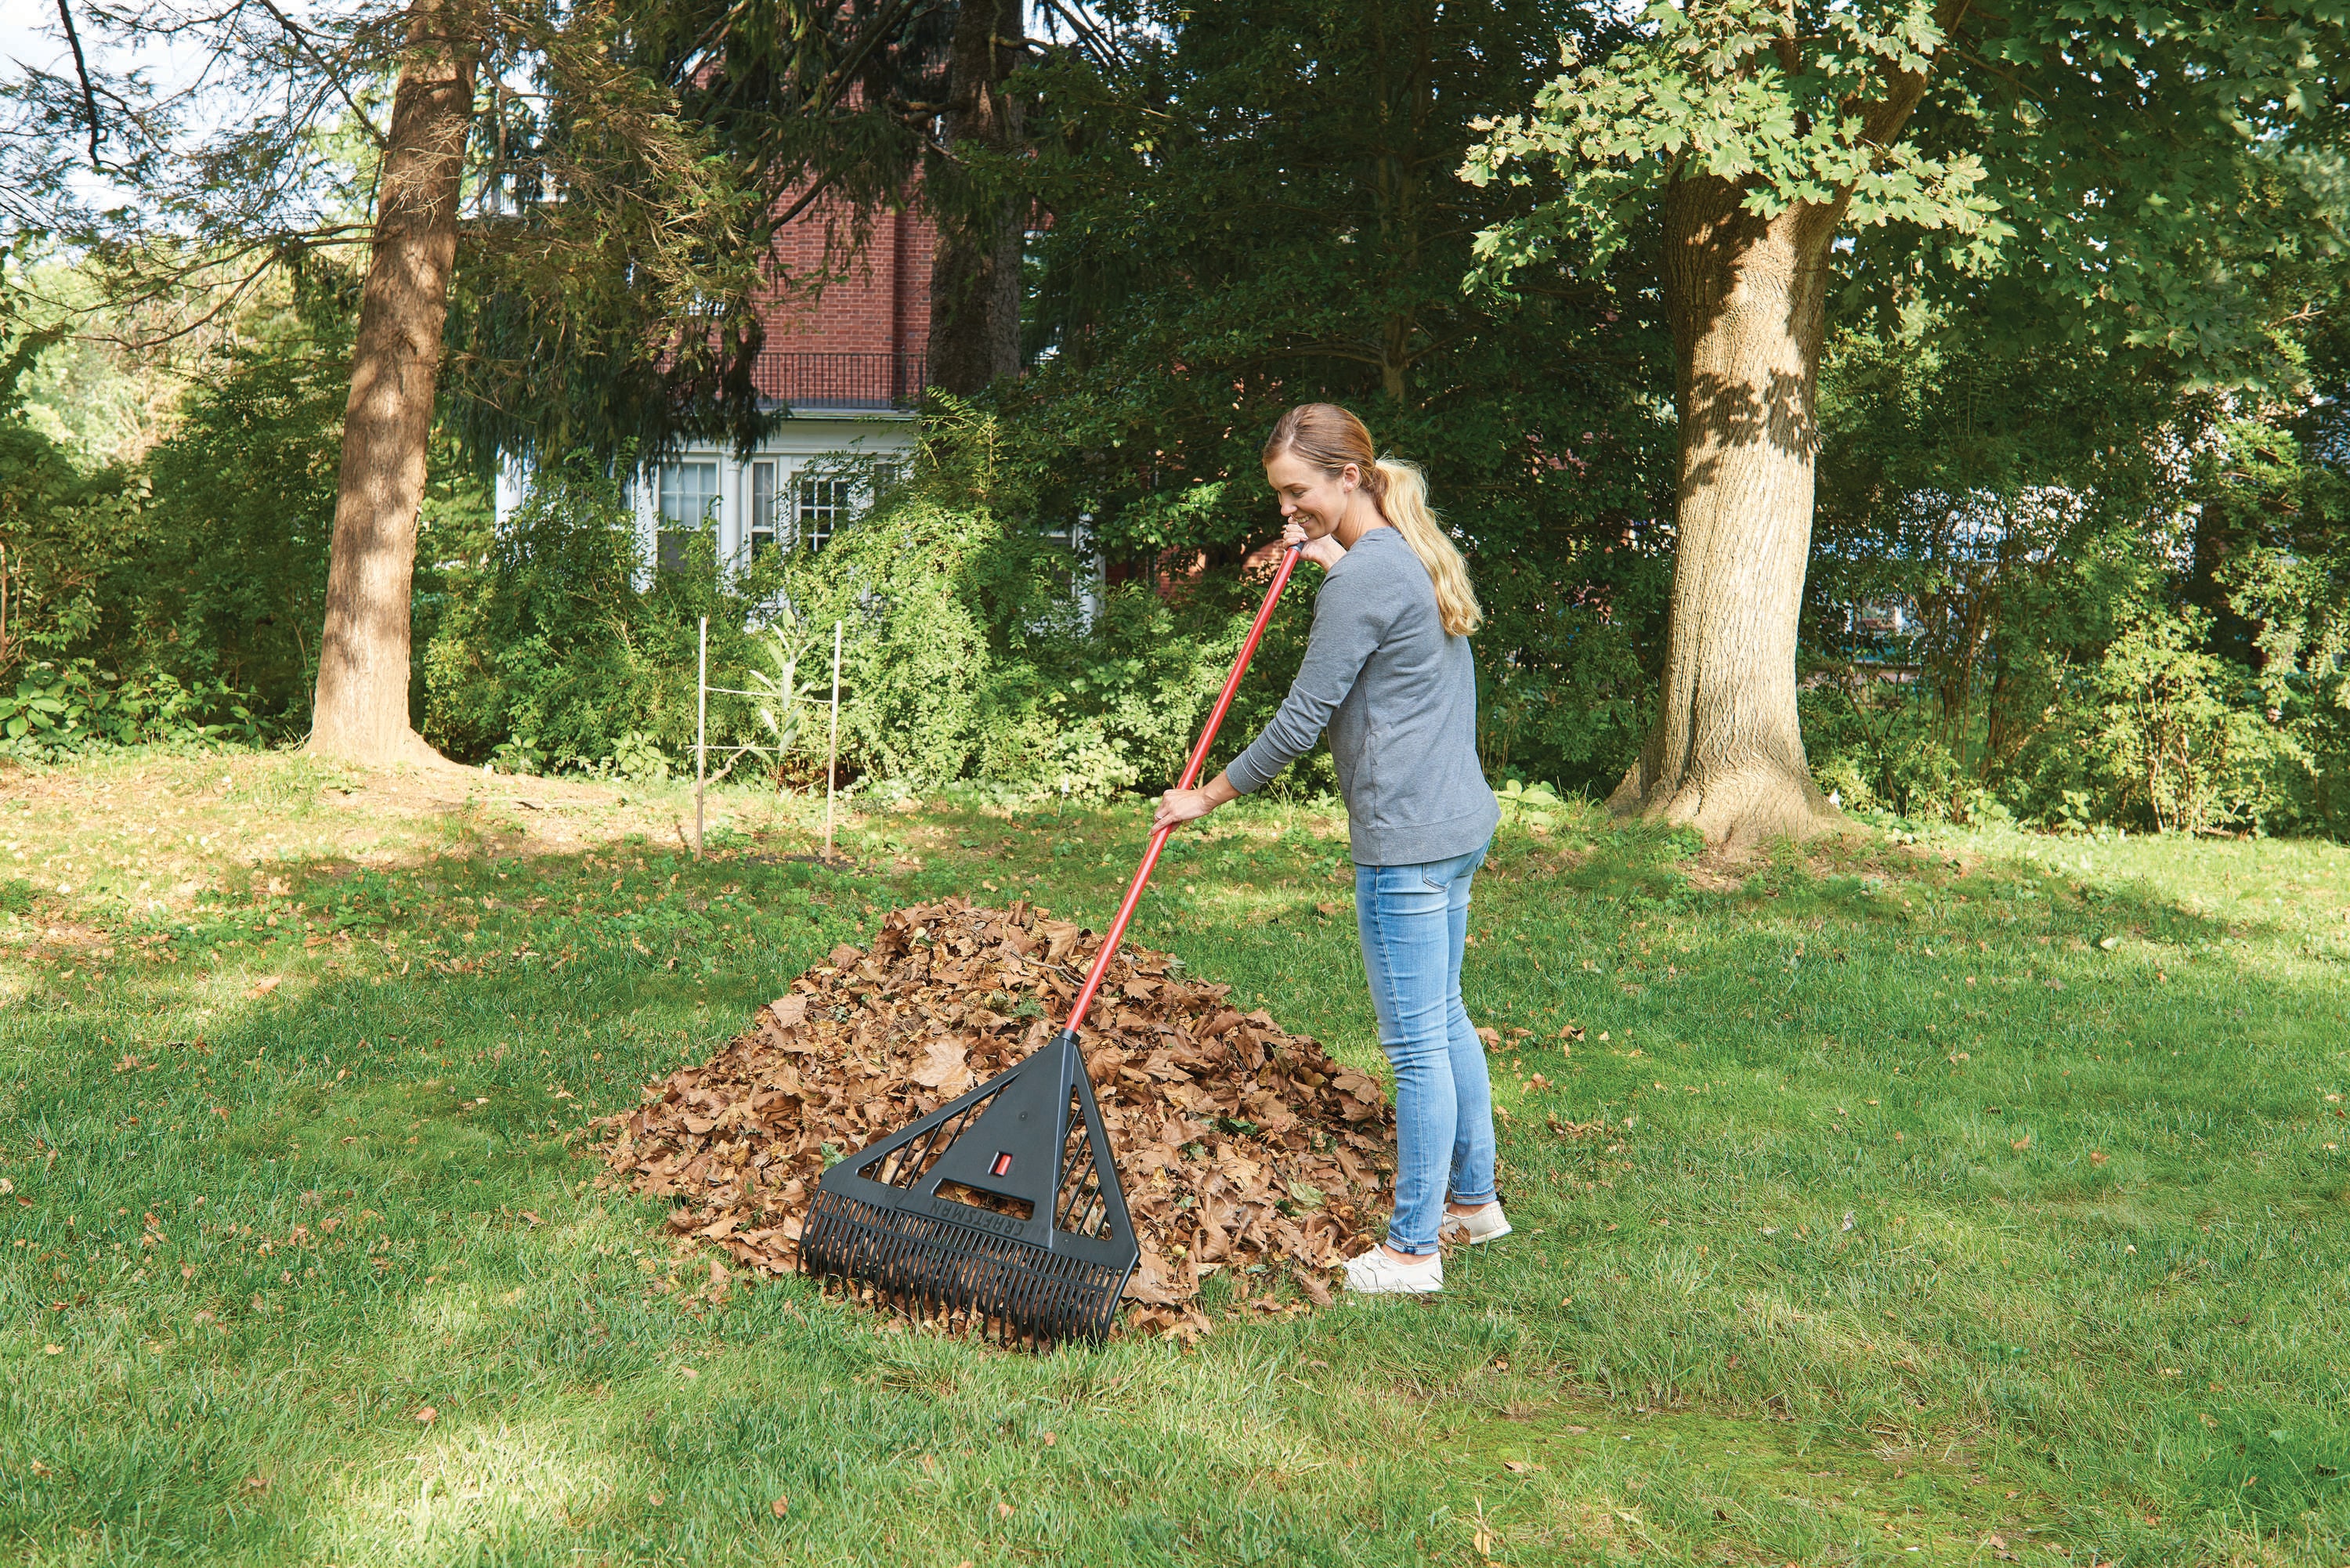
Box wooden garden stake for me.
[824,620,841,861]
[694,616,707,859]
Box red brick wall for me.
[756,190,935,359]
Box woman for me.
[1152,403,1506,1295]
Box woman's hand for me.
[1285,519,1343,569]
[1153,771,1238,833]
[1153,788,1217,833]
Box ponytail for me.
[1372,458,1481,638]
[1264,402,1483,638]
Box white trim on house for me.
[494,414,921,587]
[632,417,920,587]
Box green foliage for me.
[0,266,260,756]
[1001,0,1676,797]
[2073,605,2310,835]
[774,495,1000,787]
[1470,2,2350,383]
[736,607,826,789]
[128,305,349,721]
[1795,305,2350,836]
[773,462,1259,799]
[0,290,128,685]
[0,659,265,757]
[418,458,758,774]
[1465,0,2000,276]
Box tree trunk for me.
[308,0,475,766]
[1607,186,1846,845]
[1610,26,1951,847]
[926,0,1024,398]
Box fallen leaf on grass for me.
[770,1497,788,1518]
[1502,1459,1538,1474]
[2090,1151,2109,1166]
[247,977,281,998]
[1471,1501,1499,1558]
[2012,1136,2032,1152]
[414,1406,437,1424]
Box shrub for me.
[0,659,265,757]
[1799,671,1974,821]
[418,458,773,773]
[2051,605,2309,834]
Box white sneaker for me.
[1438,1202,1513,1247]
[1343,1247,1443,1295]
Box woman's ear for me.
[1336,462,1361,494]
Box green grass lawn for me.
[3,751,2348,1566]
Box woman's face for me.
[1264,450,1358,538]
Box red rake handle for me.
[1061,544,1303,1035]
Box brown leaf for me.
[910,1039,974,1097]
[769,995,809,1029]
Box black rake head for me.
[799,1028,1138,1346]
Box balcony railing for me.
[754,350,927,411]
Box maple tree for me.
[1466,0,2350,844]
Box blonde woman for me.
[1152,403,1505,1294]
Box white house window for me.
[749,461,781,559]
[799,477,851,551]
[656,461,719,573]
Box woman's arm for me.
[1155,568,1386,837]
[1221,572,1384,793]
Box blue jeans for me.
[1354,842,1495,1255]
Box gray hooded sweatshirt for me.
[1225,527,1499,865]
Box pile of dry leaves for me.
[593,898,1395,1338]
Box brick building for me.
[500,193,937,576]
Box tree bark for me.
[1610,21,1953,847]
[308,0,475,766]
[925,0,1024,398]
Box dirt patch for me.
[594,898,1396,1340]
